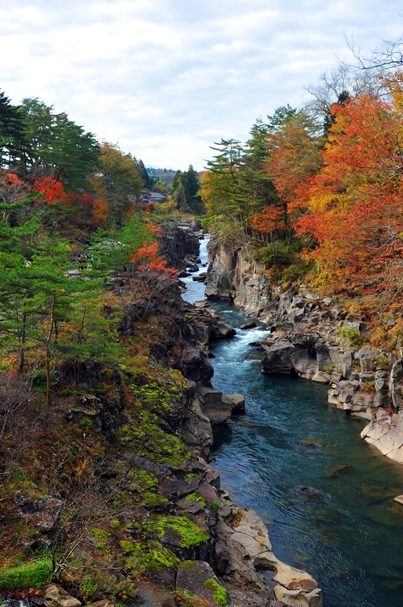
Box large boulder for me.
[181,345,214,385]
[262,340,296,374]
[222,393,245,414]
[44,586,81,607]
[196,386,232,425]
[210,320,236,340]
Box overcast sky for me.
[1,1,402,170]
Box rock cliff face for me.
[205,242,273,318]
[160,219,202,270]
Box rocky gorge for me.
[0,222,323,607]
[160,221,323,606]
[205,239,403,471]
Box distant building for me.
[141,190,167,204]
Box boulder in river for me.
[240,321,257,330]
[210,319,236,340]
[196,386,232,425]
[222,393,246,414]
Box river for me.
[181,237,403,607]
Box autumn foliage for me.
[293,83,403,304]
[130,241,179,279]
[33,176,69,204]
[250,206,285,234]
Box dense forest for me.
[201,66,403,345]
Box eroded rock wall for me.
[205,242,274,318]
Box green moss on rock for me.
[203,578,228,606]
[185,493,207,507]
[0,559,52,590]
[178,560,197,570]
[143,515,210,548]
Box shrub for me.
[336,326,365,348]
[375,353,389,368]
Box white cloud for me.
[0,0,402,169]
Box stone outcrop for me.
[260,334,331,384]
[216,495,322,607]
[180,300,237,353]
[361,410,403,464]
[195,386,233,425]
[205,242,272,317]
[160,220,202,271]
[193,387,245,425]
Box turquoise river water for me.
[182,238,403,607]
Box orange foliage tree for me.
[264,113,322,247]
[130,242,179,280]
[32,176,69,205]
[293,81,403,306]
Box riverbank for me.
[205,239,403,468]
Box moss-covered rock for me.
[176,560,228,606]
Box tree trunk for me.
[45,296,56,409]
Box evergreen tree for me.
[137,159,153,189]
[0,91,29,170]
[182,165,199,200]
[267,105,298,131]
[171,170,183,197]
[20,98,100,191]
[175,184,190,212]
